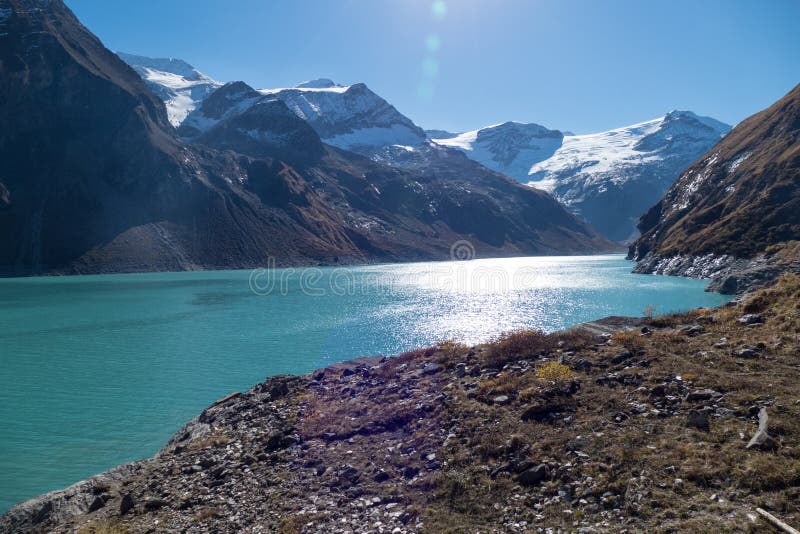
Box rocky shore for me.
[3,276,800,533]
[630,242,800,295]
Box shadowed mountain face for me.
[630,83,800,261]
[0,0,615,276]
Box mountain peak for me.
[662,109,730,133]
[296,78,338,89]
[117,52,208,82]
[117,52,222,126]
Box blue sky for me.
[66,0,800,134]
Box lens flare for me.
[431,0,447,20]
[425,34,441,52]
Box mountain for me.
[0,0,615,276]
[120,56,430,157]
[118,52,223,126]
[259,80,428,155]
[433,122,564,184]
[433,113,731,241]
[629,83,800,283]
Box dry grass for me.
[536,361,573,383]
[424,274,800,531]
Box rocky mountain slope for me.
[118,52,223,126]
[629,83,800,290]
[4,274,800,532]
[0,0,615,277]
[434,113,731,241]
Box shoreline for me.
[2,273,798,531]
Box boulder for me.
[746,407,778,450]
[738,314,764,325]
[517,464,550,486]
[521,402,560,422]
[119,493,134,515]
[686,389,722,402]
[686,411,710,431]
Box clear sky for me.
[65,0,800,134]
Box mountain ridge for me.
[434,113,731,241]
[628,83,800,291]
[0,0,616,277]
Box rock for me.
[455,363,467,378]
[521,402,560,422]
[493,395,510,405]
[265,430,293,452]
[574,359,592,371]
[402,466,419,479]
[684,325,705,336]
[649,384,668,397]
[611,349,633,364]
[143,498,167,511]
[738,314,764,325]
[735,348,757,359]
[374,470,391,483]
[746,407,778,450]
[119,494,134,515]
[422,362,441,375]
[686,389,722,402]
[87,495,106,513]
[517,464,550,486]
[686,411,710,431]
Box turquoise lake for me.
[0,255,731,512]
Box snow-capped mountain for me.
[121,55,427,157]
[433,122,564,182]
[259,80,427,153]
[178,81,324,161]
[118,52,223,126]
[433,112,730,241]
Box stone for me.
[738,314,764,325]
[684,325,705,336]
[455,363,467,378]
[422,363,441,375]
[521,402,559,422]
[686,389,722,402]
[143,498,167,511]
[517,464,550,486]
[119,494,134,515]
[746,407,778,450]
[611,349,633,364]
[686,410,710,431]
[493,395,510,405]
[87,495,106,513]
[735,348,757,359]
[265,431,293,452]
[373,470,390,483]
[574,359,592,371]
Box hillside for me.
[629,84,800,290]
[631,83,800,261]
[0,0,615,277]
[4,274,800,532]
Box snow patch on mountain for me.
[433,122,564,181]
[118,53,222,126]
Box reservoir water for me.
[0,255,730,511]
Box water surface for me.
[0,255,730,511]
